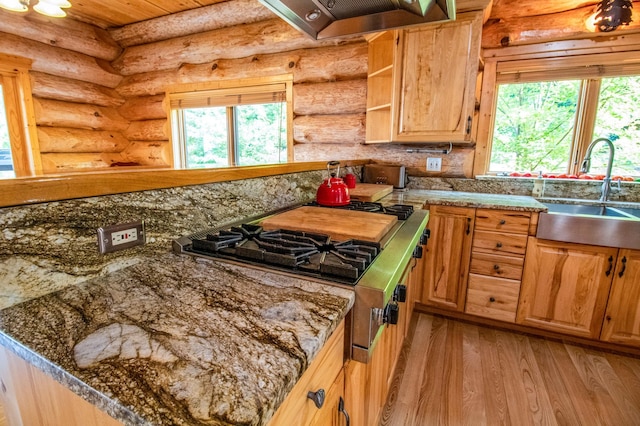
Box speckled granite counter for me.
[0,253,354,426]
[381,189,547,211]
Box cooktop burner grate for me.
[188,224,381,285]
[305,201,414,220]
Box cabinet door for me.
[601,249,640,346]
[420,205,475,311]
[516,238,617,338]
[392,12,482,142]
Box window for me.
[168,76,292,169]
[0,54,40,178]
[481,49,640,179]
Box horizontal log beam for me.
[489,0,597,20]
[112,18,355,76]
[120,141,172,167]
[0,31,122,88]
[34,98,129,132]
[40,153,119,174]
[116,43,367,97]
[0,10,121,60]
[124,120,168,141]
[293,114,365,144]
[483,6,640,48]
[293,79,367,116]
[31,72,124,108]
[38,127,129,153]
[117,95,166,121]
[109,0,273,47]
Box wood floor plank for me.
[383,314,640,426]
[477,327,511,425]
[528,339,583,426]
[461,325,487,426]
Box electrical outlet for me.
[426,157,442,172]
[97,220,145,254]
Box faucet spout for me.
[580,138,615,202]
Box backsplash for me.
[408,176,640,203]
[0,170,326,309]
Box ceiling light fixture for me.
[0,0,71,18]
[590,0,633,32]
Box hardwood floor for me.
[381,314,640,426]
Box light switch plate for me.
[97,220,145,254]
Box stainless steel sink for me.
[538,202,640,249]
[544,203,639,219]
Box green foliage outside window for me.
[490,76,640,177]
[0,86,10,150]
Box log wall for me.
[2,0,638,177]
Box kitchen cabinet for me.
[420,205,475,311]
[365,12,483,143]
[516,238,617,339]
[268,320,347,426]
[0,345,122,426]
[600,249,640,346]
[465,209,531,322]
[345,256,419,426]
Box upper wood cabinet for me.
[600,249,640,346]
[516,238,618,339]
[420,205,475,311]
[365,12,483,144]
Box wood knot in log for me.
[93,112,101,117]
[252,56,259,62]
[211,63,218,71]
[288,61,296,68]
[500,36,511,47]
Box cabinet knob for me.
[499,219,506,225]
[307,389,325,409]
[489,297,496,303]
[493,264,500,270]
[606,315,612,322]
[496,242,503,248]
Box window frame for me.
[474,36,640,177]
[0,53,41,177]
[166,75,293,169]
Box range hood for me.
[259,0,456,40]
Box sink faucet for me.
[580,137,615,202]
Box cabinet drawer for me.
[473,230,528,255]
[268,321,345,426]
[475,209,531,234]
[465,274,521,323]
[470,252,524,280]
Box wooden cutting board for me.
[348,183,394,202]
[260,206,398,242]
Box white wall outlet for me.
[97,220,145,254]
[426,157,442,172]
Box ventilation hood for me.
[259,0,456,40]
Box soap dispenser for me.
[531,171,544,198]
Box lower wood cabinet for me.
[516,237,617,339]
[0,346,122,426]
[420,205,475,311]
[600,249,640,346]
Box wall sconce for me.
[590,0,633,32]
[0,0,71,18]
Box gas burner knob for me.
[394,285,407,303]
[384,303,399,325]
[420,229,431,245]
[412,245,423,259]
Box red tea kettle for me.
[316,161,351,206]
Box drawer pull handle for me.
[606,256,613,276]
[499,219,506,225]
[496,242,503,248]
[339,396,351,426]
[466,217,471,235]
[618,256,627,278]
[489,297,496,303]
[307,389,325,409]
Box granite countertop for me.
[0,253,355,426]
[382,189,547,212]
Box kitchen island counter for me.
[0,253,354,426]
